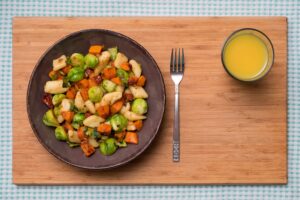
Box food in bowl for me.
[42,45,148,157]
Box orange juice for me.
[222,29,274,81]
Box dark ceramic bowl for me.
[27,29,165,170]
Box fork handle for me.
[173,84,180,162]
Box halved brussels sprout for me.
[110,114,128,132]
[102,79,116,93]
[54,126,67,141]
[116,140,127,147]
[99,138,118,155]
[116,68,129,85]
[70,53,85,68]
[73,113,85,124]
[53,105,62,117]
[84,54,98,69]
[42,109,59,127]
[88,86,103,103]
[52,94,65,106]
[131,98,148,115]
[67,67,85,82]
[108,47,118,60]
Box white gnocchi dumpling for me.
[114,52,128,68]
[53,55,67,71]
[68,130,81,143]
[129,59,142,78]
[74,91,85,111]
[83,115,105,128]
[98,51,111,67]
[61,99,73,112]
[84,100,96,114]
[100,91,122,106]
[129,86,148,99]
[121,103,146,121]
[44,80,69,94]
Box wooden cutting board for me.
[13,17,287,185]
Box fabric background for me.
[0,0,299,199]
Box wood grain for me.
[13,17,287,185]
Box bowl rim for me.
[221,28,275,82]
[26,29,166,170]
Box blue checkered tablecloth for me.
[1,0,299,199]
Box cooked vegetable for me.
[129,59,142,78]
[108,47,118,60]
[102,79,116,92]
[110,100,123,115]
[102,67,117,79]
[67,67,85,82]
[84,54,98,69]
[114,53,128,68]
[70,53,85,68]
[136,75,146,87]
[124,132,138,144]
[110,114,128,132]
[52,94,65,106]
[43,109,59,127]
[116,69,129,85]
[80,139,95,157]
[131,98,148,115]
[89,45,103,55]
[61,111,74,123]
[96,105,110,119]
[97,123,112,135]
[55,126,67,141]
[44,80,69,94]
[88,86,103,103]
[53,55,67,71]
[66,87,76,99]
[134,120,143,131]
[83,115,105,128]
[42,45,148,157]
[73,113,85,124]
[99,138,117,155]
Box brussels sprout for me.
[108,47,118,60]
[116,140,127,147]
[53,105,61,117]
[67,141,80,148]
[70,53,85,68]
[88,86,103,103]
[42,109,59,127]
[99,138,118,155]
[84,54,98,69]
[67,67,85,82]
[131,98,148,115]
[73,113,85,124]
[102,80,117,93]
[110,114,128,132]
[71,122,80,130]
[116,69,129,85]
[52,94,65,106]
[86,128,100,139]
[54,126,67,141]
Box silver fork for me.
[170,48,185,162]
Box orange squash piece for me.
[124,132,138,144]
[102,67,117,79]
[120,62,131,71]
[96,105,110,119]
[111,77,122,85]
[97,123,112,135]
[110,100,123,115]
[89,45,103,55]
[61,111,74,123]
[134,120,143,131]
[136,75,146,87]
[80,88,89,101]
[66,87,76,99]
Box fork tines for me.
[170,48,185,73]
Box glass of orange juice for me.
[221,28,274,82]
